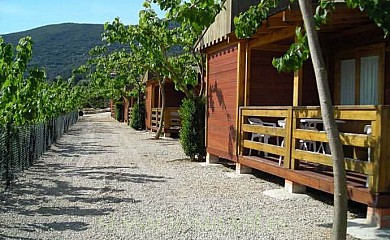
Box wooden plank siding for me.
[302,61,320,106]
[198,0,231,50]
[207,45,239,161]
[197,0,274,50]
[165,82,186,107]
[249,50,293,106]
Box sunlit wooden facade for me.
[200,0,390,228]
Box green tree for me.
[75,44,146,126]
[147,0,223,158]
[104,9,178,139]
[0,36,83,185]
[0,36,83,126]
[103,0,222,157]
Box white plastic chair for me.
[277,119,286,166]
[364,125,372,162]
[248,117,277,157]
[299,122,318,152]
[364,124,372,187]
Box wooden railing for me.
[151,107,181,131]
[239,107,291,165]
[151,108,162,129]
[239,105,390,192]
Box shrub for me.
[115,101,124,122]
[179,96,206,161]
[130,101,145,130]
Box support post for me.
[285,180,306,193]
[236,163,252,174]
[291,69,303,170]
[206,152,219,164]
[236,41,247,157]
[367,206,390,229]
[373,106,390,192]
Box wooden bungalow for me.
[109,95,134,124]
[123,95,135,124]
[143,71,184,137]
[199,0,390,228]
[110,99,115,119]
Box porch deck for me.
[239,154,390,208]
[238,105,390,207]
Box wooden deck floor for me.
[238,155,390,208]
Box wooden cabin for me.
[110,99,115,118]
[199,0,390,228]
[143,71,184,137]
[109,95,134,123]
[123,95,135,124]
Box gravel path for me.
[0,112,360,240]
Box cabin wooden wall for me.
[165,82,186,107]
[153,85,160,108]
[207,45,238,161]
[302,60,321,106]
[145,83,153,129]
[249,50,293,106]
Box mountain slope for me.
[2,23,105,81]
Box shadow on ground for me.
[0,119,171,238]
[0,221,89,240]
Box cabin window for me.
[360,56,379,105]
[337,44,384,105]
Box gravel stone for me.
[0,112,359,239]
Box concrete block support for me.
[367,206,390,229]
[236,163,252,174]
[285,180,306,194]
[206,152,219,164]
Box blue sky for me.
[0,0,165,34]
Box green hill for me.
[1,23,105,81]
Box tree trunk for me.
[298,1,348,239]
[155,78,166,139]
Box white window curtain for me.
[360,56,379,105]
[340,59,356,105]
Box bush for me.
[179,96,206,161]
[130,101,145,130]
[115,101,124,122]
